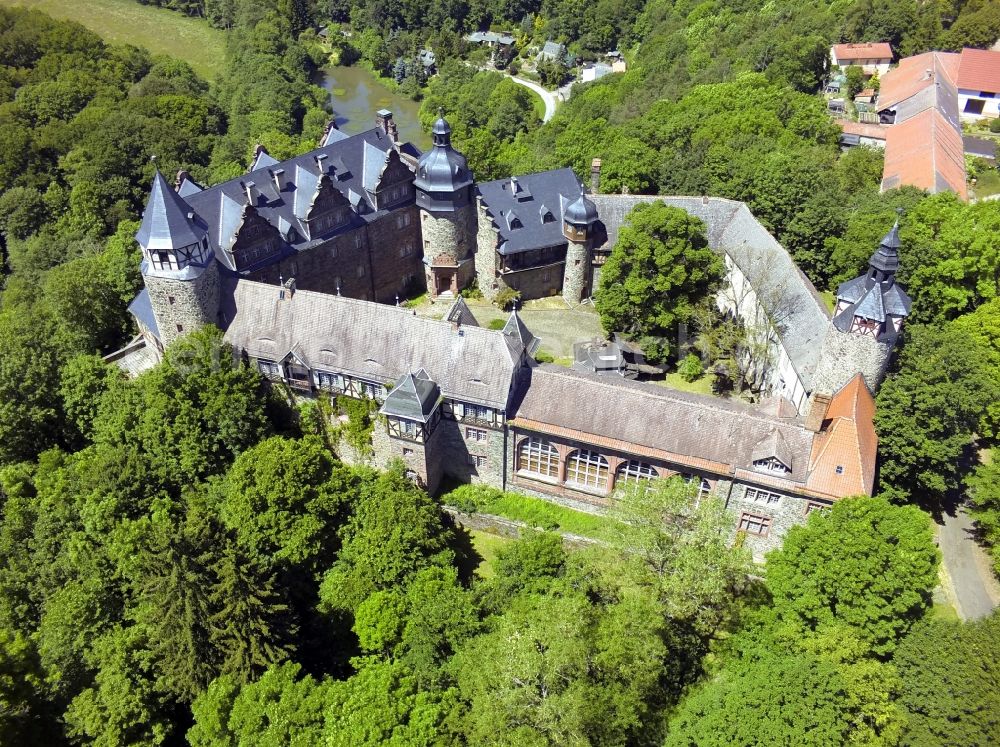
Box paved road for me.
[938,505,1000,620]
[509,76,557,122]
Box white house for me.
[957,47,1000,120]
[830,42,893,76]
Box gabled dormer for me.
[364,144,414,211]
[230,203,283,272]
[751,428,793,476]
[305,174,352,238]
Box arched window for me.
[566,449,609,490]
[616,460,658,486]
[682,473,712,498]
[518,437,559,478]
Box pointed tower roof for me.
[380,369,441,422]
[868,220,901,277]
[135,171,205,251]
[443,297,480,327]
[414,113,473,195]
[503,309,540,356]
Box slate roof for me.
[442,297,480,327]
[466,31,514,45]
[590,195,831,389]
[220,278,523,408]
[751,428,794,470]
[477,169,584,255]
[957,47,1000,93]
[136,171,205,251]
[964,135,997,160]
[831,42,893,62]
[128,288,159,339]
[502,310,540,356]
[539,41,566,60]
[512,365,816,484]
[171,127,416,272]
[381,369,441,422]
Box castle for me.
[111,110,912,558]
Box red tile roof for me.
[839,121,888,140]
[807,375,878,499]
[881,107,968,199]
[957,47,1000,93]
[877,51,960,111]
[832,42,893,62]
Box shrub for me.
[494,286,521,311]
[990,118,1000,133]
[678,353,704,382]
[488,318,506,331]
[534,350,555,363]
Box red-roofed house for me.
[830,42,894,75]
[957,47,1000,120]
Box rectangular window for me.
[468,455,487,467]
[462,403,491,423]
[330,246,338,259]
[738,512,771,536]
[403,447,414,456]
[964,98,986,115]
[175,323,183,332]
[400,243,413,258]
[257,360,282,378]
[355,234,363,249]
[805,501,830,515]
[465,427,487,442]
[396,213,411,228]
[356,264,365,278]
[360,381,380,398]
[745,488,782,506]
[316,371,341,391]
[168,296,175,305]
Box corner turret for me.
[561,192,598,304]
[811,219,912,399]
[415,114,477,297]
[136,171,220,347]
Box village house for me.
[111,110,911,559]
[956,47,1000,120]
[830,42,893,76]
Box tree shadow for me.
[445,514,484,587]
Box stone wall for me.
[474,200,500,300]
[503,264,564,299]
[811,327,894,396]
[371,419,444,494]
[368,205,425,303]
[433,417,507,489]
[146,261,220,347]
[421,204,476,264]
[562,238,589,304]
[724,481,829,561]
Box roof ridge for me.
[532,365,803,429]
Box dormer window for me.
[151,251,178,271]
[753,457,790,475]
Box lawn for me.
[468,529,514,579]
[656,371,717,396]
[0,0,226,80]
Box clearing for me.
[0,0,226,80]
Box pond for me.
[319,66,430,149]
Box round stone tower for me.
[811,220,912,396]
[136,171,220,348]
[414,115,477,297]
[561,192,598,304]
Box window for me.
[616,460,658,485]
[175,323,183,332]
[399,419,417,435]
[745,488,781,506]
[566,449,609,490]
[468,454,488,467]
[257,359,282,378]
[168,295,175,305]
[461,403,492,423]
[835,465,844,475]
[739,512,771,536]
[466,427,487,442]
[400,243,413,258]
[360,381,380,398]
[396,212,411,228]
[330,246,339,259]
[355,234,363,249]
[152,251,177,271]
[356,264,365,278]
[316,371,341,391]
[980,92,995,99]
[753,457,789,475]
[964,98,986,115]
[518,437,559,478]
[682,473,712,498]
[806,501,830,515]
[403,447,414,456]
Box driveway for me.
[509,76,557,122]
[937,505,1000,620]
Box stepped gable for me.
[807,374,877,497]
[178,127,418,271]
[476,168,584,255]
[511,364,816,484]
[590,194,831,390]
[220,278,522,408]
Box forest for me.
[1,0,1000,744]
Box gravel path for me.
[937,505,1000,620]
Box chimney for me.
[590,158,601,194]
[271,168,288,192]
[253,143,268,165]
[283,276,296,299]
[319,119,339,146]
[242,180,260,206]
[175,169,190,192]
[315,153,329,173]
[387,119,399,143]
[804,391,833,432]
[376,109,394,138]
[924,68,933,80]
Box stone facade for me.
[371,418,445,495]
[421,203,477,296]
[811,326,895,396]
[145,261,220,346]
[426,416,507,488]
[474,199,501,300]
[724,482,831,560]
[562,234,590,304]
